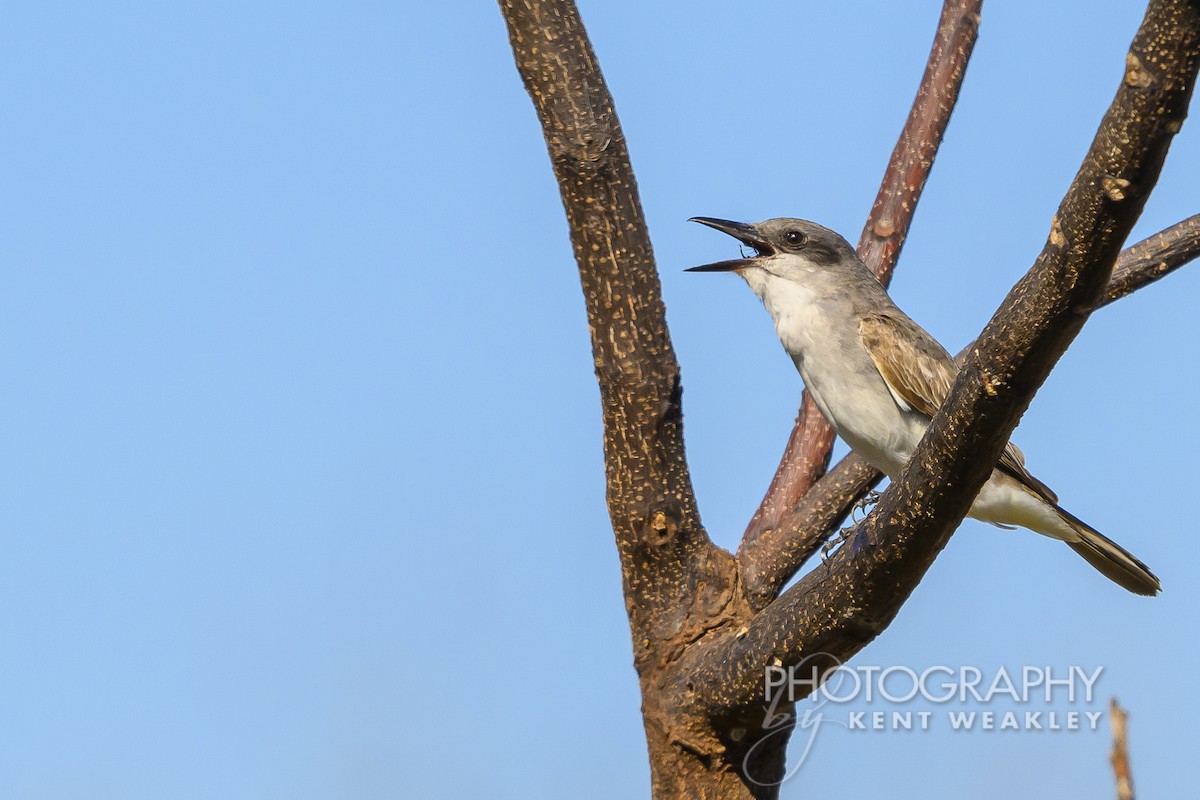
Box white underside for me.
[966,472,1076,541]
[830,398,1077,543]
[740,266,1081,545]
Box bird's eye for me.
[784,230,808,248]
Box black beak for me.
[685,217,770,272]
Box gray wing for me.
[859,312,1057,504]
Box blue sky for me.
[2,2,1197,798]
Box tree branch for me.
[1109,698,1136,800]
[683,0,1200,715]
[504,0,1198,792]
[499,0,734,655]
[1102,213,1200,305]
[855,0,984,284]
[739,453,881,608]
[740,0,982,555]
[737,396,835,558]
[740,212,1200,609]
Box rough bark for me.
[498,2,769,795]
[500,0,1200,796]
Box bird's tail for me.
[1055,506,1160,596]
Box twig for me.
[1110,698,1135,800]
[1103,213,1200,306]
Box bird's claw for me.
[851,490,881,521]
[822,490,882,563]
[821,524,857,563]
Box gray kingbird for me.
[688,216,1159,596]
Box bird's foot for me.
[822,491,882,562]
[851,490,882,521]
[821,524,857,563]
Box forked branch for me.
[684,0,1200,713]
[503,0,1197,793]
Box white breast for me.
[747,270,927,479]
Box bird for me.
[687,216,1160,595]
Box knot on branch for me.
[1125,52,1155,89]
[646,509,679,546]
[549,118,617,173]
[1049,215,1068,249]
[978,366,1004,397]
[1103,175,1134,202]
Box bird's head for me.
[685,217,860,289]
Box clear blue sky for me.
[2,2,1196,798]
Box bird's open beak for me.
[685,217,771,272]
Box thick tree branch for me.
[740,213,1200,609]
[499,0,734,653]
[682,0,1200,715]
[740,0,982,554]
